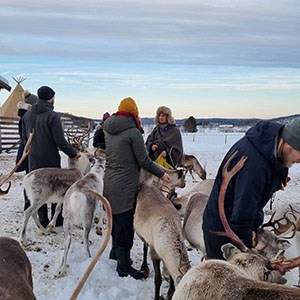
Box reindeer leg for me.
[48,203,62,232]
[32,213,49,235]
[83,220,92,258]
[152,258,163,300]
[166,277,175,300]
[20,203,47,245]
[57,224,72,278]
[140,242,149,277]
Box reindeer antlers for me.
[262,205,299,239]
[66,123,91,151]
[0,131,34,195]
[210,150,248,252]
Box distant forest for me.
[59,112,300,128]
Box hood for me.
[30,99,54,115]
[246,120,287,177]
[103,114,137,135]
[155,106,175,124]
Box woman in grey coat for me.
[103,97,169,280]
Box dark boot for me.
[110,246,133,264]
[116,247,146,280]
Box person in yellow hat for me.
[103,97,170,280]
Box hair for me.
[277,138,285,162]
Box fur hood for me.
[154,106,175,124]
[17,101,32,111]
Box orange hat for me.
[118,97,139,117]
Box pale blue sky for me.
[1,0,300,119]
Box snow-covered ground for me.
[0,130,299,299]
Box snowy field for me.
[0,129,300,299]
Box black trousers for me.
[203,230,231,260]
[112,209,135,250]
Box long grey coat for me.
[103,114,164,215]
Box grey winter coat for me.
[103,114,164,215]
[22,100,77,171]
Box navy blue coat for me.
[203,121,288,249]
[22,100,77,171]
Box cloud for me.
[1,0,300,67]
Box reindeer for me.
[68,190,112,300]
[180,154,207,181]
[0,236,36,300]
[134,167,190,300]
[58,151,106,277]
[20,151,92,246]
[172,152,300,300]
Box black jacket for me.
[93,124,106,149]
[22,100,77,171]
[203,121,288,248]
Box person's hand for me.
[161,172,170,182]
[152,144,158,151]
[161,150,167,157]
[71,151,81,160]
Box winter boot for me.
[116,247,146,280]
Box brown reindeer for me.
[134,168,189,300]
[0,236,36,300]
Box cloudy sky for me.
[1,0,300,119]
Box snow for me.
[0,130,300,299]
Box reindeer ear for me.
[277,239,292,250]
[221,243,240,260]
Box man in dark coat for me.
[103,97,170,280]
[22,86,78,227]
[146,106,183,168]
[203,118,300,259]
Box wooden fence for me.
[0,116,19,153]
[0,116,93,154]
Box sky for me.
[1,0,300,119]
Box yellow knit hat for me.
[118,97,139,117]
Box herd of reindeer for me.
[0,128,300,300]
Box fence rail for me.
[0,116,93,154]
[0,116,19,153]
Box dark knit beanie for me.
[37,86,55,101]
[282,117,300,152]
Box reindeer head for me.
[221,243,287,284]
